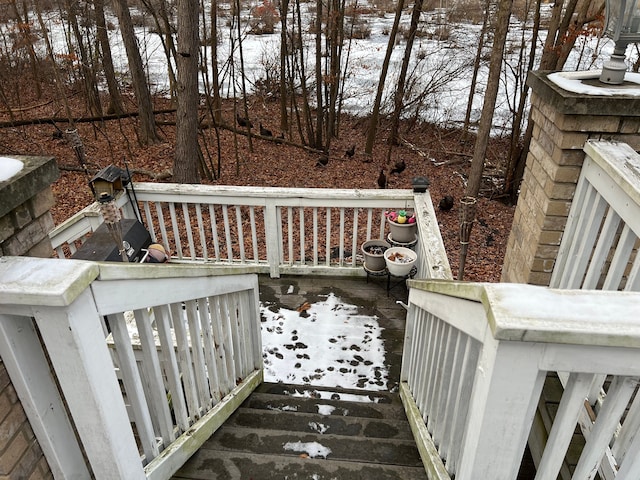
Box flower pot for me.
[386,218,417,243]
[384,247,417,276]
[361,239,390,272]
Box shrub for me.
[250,0,280,35]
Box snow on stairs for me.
[172,382,428,480]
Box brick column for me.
[0,156,58,257]
[0,155,58,479]
[501,71,640,285]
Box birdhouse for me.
[90,165,127,202]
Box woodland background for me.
[0,0,621,280]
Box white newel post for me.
[264,201,281,278]
[456,339,546,480]
[0,313,90,479]
[34,289,146,479]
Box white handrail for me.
[551,140,640,291]
[400,280,640,480]
[49,184,450,279]
[0,257,263,480]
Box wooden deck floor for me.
[258,273,410,391]
[173,273,537,479]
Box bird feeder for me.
[600,0,640,84]
[89,165,127,201]
[88,165,129,262]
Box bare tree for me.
[364,0,405,156]
[326,0,345,143]
[313,0,324,150]
[173,0,201,184]
[34,1,73,124]
[65,0,102,116]
[112,0,160,145]
[460,0,514,279]
[140,0,178,99]
[10,0,41,99]
[95,0,124,115]
[388,0,424,146]
[279,0,289,133]
[503,0,541,200]
[463,0,491,137]
[505,0,604,200]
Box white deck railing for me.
[545,140,640,479]
[49,184,452,280]
[399,280,640,480]
[0,257,262,480]
[551,140,640,291]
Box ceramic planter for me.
[384,247,417,276]
[361,239,390,272]
[386,218,417,243]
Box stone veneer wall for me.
[501,71,640,285]
[0,156,58,479]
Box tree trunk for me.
[173,0,201,184]
[112,0,160,145]
[503,0,541,200]
[460,0,513,279]
[326,0,342,143]
[66,0,103,117]
[209,0,222,124]
[364,0,405,156]
[508,0,598,202]
[463,0,491,137]
[388,0,423,146]
[466,0,514,200]
[140,0,179,100]
[95,0,124,115]
[314,0,324,150]
[34,1,74,125]
[279,0,290,133]
[295,0,314,144]
[235,0,254,151]
[11,0,42,99]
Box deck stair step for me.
[172,382,427,479]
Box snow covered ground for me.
[21,3,626,136]
[260,291,390,391]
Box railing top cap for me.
[409,280,640,348]
[584,140,640,206]
[0,256,99,307]
[130,182,417,200]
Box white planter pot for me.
[384,247,417,276]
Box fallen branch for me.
[160,118,325,155]
[59,164,173,181]
[0,108,177,129]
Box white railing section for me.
[49,184,452,280]
[399,280,640,480]
[551,140,640,291]
[545,140,640,479]
[0,257,263,480]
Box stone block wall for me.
[502,71,640,285]
[0,156,58,479]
